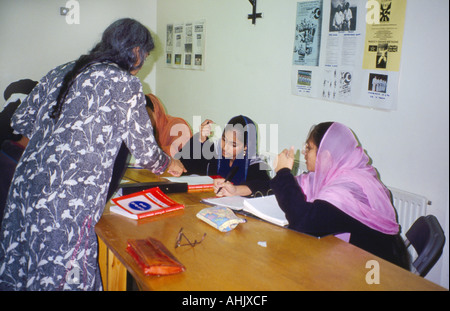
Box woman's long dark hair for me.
[51,18,154,119]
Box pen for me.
[216,166,239,194]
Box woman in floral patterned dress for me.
[0,18,185,290]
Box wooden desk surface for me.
[95,169,446,291]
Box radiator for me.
[388,187,429,238]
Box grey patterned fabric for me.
[0,61,169,290]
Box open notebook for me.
[202,195,288,227]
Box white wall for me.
[155,0,449,288]
[0,0,158,108]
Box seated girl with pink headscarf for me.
[271,122,410,270]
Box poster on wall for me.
[291,0,406,110]
[292,0,323,67]
[166,20,206,70]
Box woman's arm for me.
[270,168,353,236]
[117,78,171,175]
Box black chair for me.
[404,215,445,277]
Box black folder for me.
[119,181,188,195]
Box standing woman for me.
[271,122,409,269]
[0,18,185,290]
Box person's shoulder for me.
[92,62,140,84]
[43,61,75,80]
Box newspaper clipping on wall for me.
[291,0,406,110]
[166,20,206,70]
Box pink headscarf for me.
[297,122,399,235]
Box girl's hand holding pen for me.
[213,179,237,197]
[213,166,239,197]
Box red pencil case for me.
[126,237,185,276]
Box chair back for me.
[405,215,445,277]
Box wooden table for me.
[95,169,446,291]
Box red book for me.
[187,184,214,192]
[111,187,184,219]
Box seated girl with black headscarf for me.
[176,115,271,197]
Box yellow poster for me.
[363,0,406,71]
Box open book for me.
[202,195,288,227]
[111,187,184,219]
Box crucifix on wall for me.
[248,0,262,24]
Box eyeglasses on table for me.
[175,227,206,248]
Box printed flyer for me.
[291,0,406,110]
[166,20,206,70]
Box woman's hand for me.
[167,158,187,177]
[199,119,214,143]
[213,178,252,197]
[274,146,295,173]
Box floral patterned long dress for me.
[0,61,169,290]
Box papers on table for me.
[202,195,288,227]
[165,175,214,185]
[202,196,246,210]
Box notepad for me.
[202,195,288,227]
[243,195,288,227]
